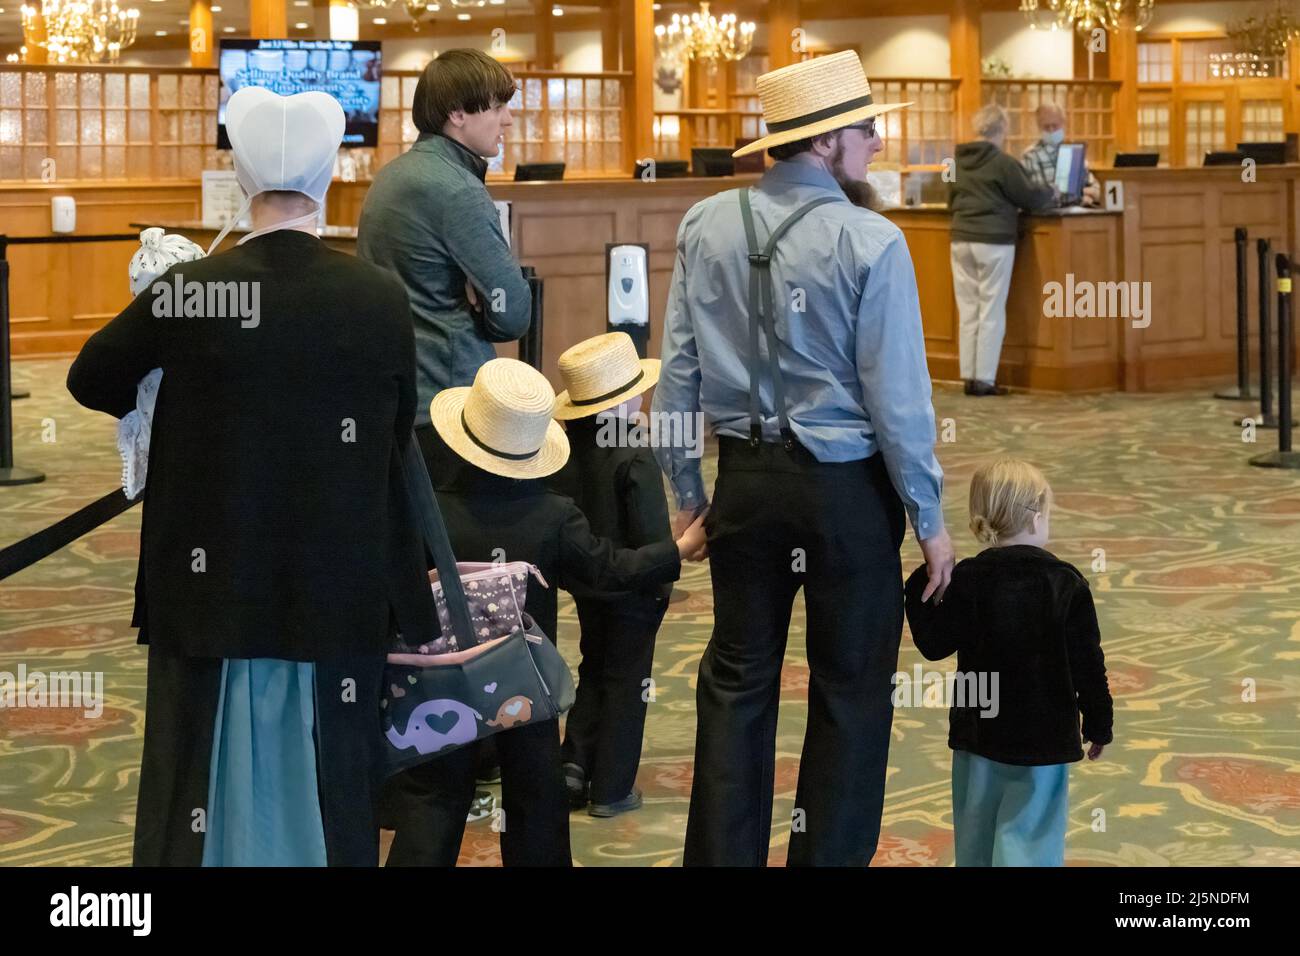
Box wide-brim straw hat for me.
[733,50,912,158]
[553,332,661,420]
[431,358,570,480]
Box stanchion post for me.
[1258,238,1275,426]
[0,237,47,486]
[1279,255,1293,456]
[1217,227,1253,400]
[1239,237,1278,429]
[1250,252,1300,469]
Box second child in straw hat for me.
[383,357,706,866]
[548,333,672,816]
[902,457,1113,867]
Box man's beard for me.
[827,136,854,190]
[828,136,882,211]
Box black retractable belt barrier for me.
[0,488,138,581]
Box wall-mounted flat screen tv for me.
[217,39,381,148]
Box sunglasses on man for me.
[842,119,879,138]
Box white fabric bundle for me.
[118,229,206,499]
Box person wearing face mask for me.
[1021,102,1102,208]
[652,51,954,866]
[67,88,436,866]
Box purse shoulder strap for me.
[402,434,478,649]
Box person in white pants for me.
[948,104,1055,396]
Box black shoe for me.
[963,379,975,395]
[563,762,589,810]
[970,380,1009,396]
[475,764,502,785]
[588,789,643,818]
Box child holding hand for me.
[904,458,1112,866]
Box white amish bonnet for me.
[205,87,345,254]
[225,86,345,206]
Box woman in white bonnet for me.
[68,88,436,866]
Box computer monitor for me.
[1237,142,1286,165]
[1053,142,1087,205]
[635,159,689,179]
[691,148,735,177]
[1204,151,1246,167]
[514,162,566,182]
[1113,152,1160,167]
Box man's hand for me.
[1082,181,1102,207]
[917,527,955,603]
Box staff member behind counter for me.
[1021,102,1101,208]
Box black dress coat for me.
[67,230,437,865]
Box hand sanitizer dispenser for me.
[51,196,76,234]
[607,243,649,357]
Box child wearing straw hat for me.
[903,458,1113,866]
[548,332,674,817]
[383,357,706,866]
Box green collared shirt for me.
[358,132,531,424]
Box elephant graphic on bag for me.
[486,695,533,728]
[386,699,482,754]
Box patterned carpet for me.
[2,358,1299,867]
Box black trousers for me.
[682,437,906,867]
[381,719,572,866]
[561,593,668,804]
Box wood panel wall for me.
[8,166,1300,397]
[2,183,202,356]
[890,208,1125,391]
[1096,164,1297,391]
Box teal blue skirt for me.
[201,659,328,867]
[951,750,1068,867]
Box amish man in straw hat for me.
[651,50,956,866]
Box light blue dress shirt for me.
[651,159,946,540]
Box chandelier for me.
[1226,1,1300,61]
[21,0,139,63]
[655,2,755,71]
[1019,0,1155,33]
[401,0,439,29]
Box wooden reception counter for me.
[6,164,1300,393]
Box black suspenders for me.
[737,188,839,450]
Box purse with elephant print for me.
[381,437,576,776]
